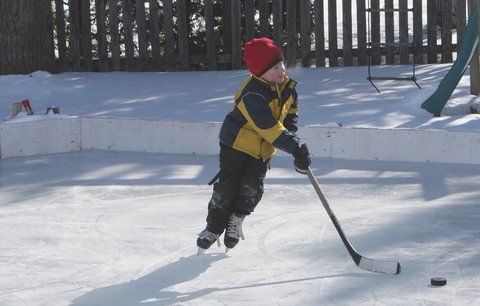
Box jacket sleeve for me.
[236,92,300,154]
[283,89,298,133]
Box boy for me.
[197,37,311,253]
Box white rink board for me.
[300,127,480,164]
[1,117,480,164]
[81,117,220,155]
[0,118,81,158]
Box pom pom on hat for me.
[242,37,284,76]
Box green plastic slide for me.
[421,7,479,116]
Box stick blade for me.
[358,257,401,274]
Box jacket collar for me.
[251,75,294,92]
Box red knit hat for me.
[242,37,284,76]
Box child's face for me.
[261,61,286,84]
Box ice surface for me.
[1,151,479,305]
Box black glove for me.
[292,143,311,174]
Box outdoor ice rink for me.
[1,150,479,305]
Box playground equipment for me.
[366,2,421,93]
[421,3,480,116]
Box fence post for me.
[163,0,175,71]
[149,0,161,70]
[384,0,394,64]
[231,0,241,69]
[314,0,326,67]
[370,0,381,65]
[55,0,68,71]
[136,0,148,70]
[472,0,480,95]
[300,0,312,65]
[442,0,453,63]
[259,0,269,37]
[286,0,296,67]
[69,0,81,71]
[427,1,438,63]
[342,0,353,66]
[222,1,232,56]
[272,0,283,46]
[245,0,255,41]
[413,0,423,64]
[328,0,338,66]
[457,0,467,46]
[204,0,217,70]
[81,0,93,71]
[95,0,109,71]
[109,0,121,71]
[122,0,135,71]
[356,0,367,66]
[399,0,409,64]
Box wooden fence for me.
[52,0,470,72]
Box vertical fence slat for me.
[95,0,109,71]
[149,0,161,70]
[259,0,269,38]
[222,1,232,55]
[46,0,56,71]
[204,0,217,70]
[300,0,311,63]
[370,0,381,65]
[231,0,241,69]
[55,0,67,71]
[81,0,92,70]
[286,0,296,67]
[69,0,81,70]
[471,0,480,95]
[427,1,438,63]
[177,0,189,70]
[457,0,467,46]
[46,1,468,74]
[122,0,135,71]
[272,0,283,46]
[245,0,255,41]
[136,0,148,70]
[413,0,423,64]
[399,0,409,64]
[384,0,394,64]
[109,0,121,71]
[356,0,367,65]
[314,0,326,67]
[163,0,175,71]
[441,0,453,63]
[342,0,353,66]
[328,0,338,66]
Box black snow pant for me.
[206,143,269,234]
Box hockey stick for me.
[306,167,401,274]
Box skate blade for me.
[197,247,207,255]
[225,247,232,254]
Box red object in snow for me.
[22,99,34,115]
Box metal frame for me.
[366,1,422,93]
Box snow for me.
[1,65,480,305]
[2,65,480,130]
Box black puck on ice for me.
[431,277,447,286]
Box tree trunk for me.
[0,0,55,74]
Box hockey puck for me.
[431,277,447,286]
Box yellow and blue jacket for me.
[219,75,300,161]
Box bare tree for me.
[0,0,55,74]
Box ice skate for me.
[224,214,245,252]
[197,229,220,254]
